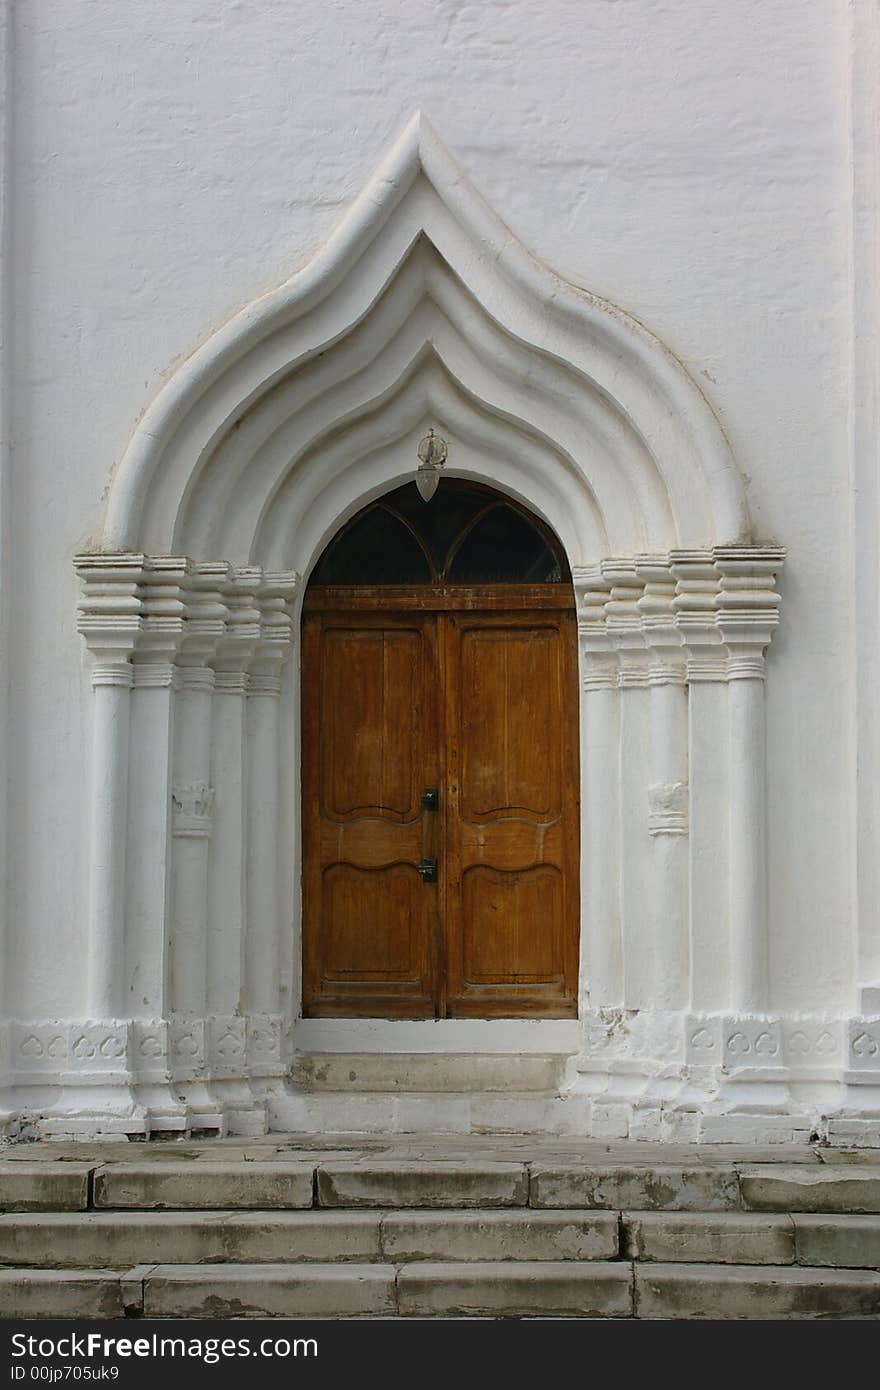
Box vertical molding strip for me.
[849,0,880,1005]
[0,0,13,1029]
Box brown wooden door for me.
[301,612,441,1017]
[443,610,579,1017]
[301,593,579,1018]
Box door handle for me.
[417,858,438,884]
[421,787,439,811]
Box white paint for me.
[0,1,875,1142]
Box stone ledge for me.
[395,1260,633,1317]
[92,1162,315,1210]
[739,1165,880,1213]
[634,1262,880,1319]
[530,1165,741,1211]
[142,1262,396,1318]
[623,1211,794,1264]
[316,1161,529,1209]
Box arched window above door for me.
[309,479,570,586]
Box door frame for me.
[300,582,580,1021]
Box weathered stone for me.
[143,1263,396,1318]
[793,1214,880,1267]
[0,1269,124,1319]
[396,1260,633,1317]
[0,1163,92,1212]
[0,1209,382,1266]
[92,1162,315,1209]
[382,1209,618,1262]
[292,1052,563,1093]
[623,1211,794,1264]
[635,1262,880,1318]
[739,1164,880,1213]
[317,1161,529,1208]
[530,1165,740,1211]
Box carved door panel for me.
[301,601,579,1019]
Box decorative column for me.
[714,546,784,1014]
[166,566,227,1121]
[75,556,146,1019]
[637,556,689,1012]
[604,559,653,1011]
[207,576,259,1021]
[244,574,297,1082]
[169,566,227,1021]
[575,567,623,1014]
[125,558,188,1023]
[672,549,731,1016]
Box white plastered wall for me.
[0,0,875,1142]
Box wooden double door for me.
[301,588,579,1018]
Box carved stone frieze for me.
[172,782,215,837]
[648,782,688,836]
[849,1018,880,1070]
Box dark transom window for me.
[310,479,569,586]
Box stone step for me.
[0,1210,383,1267]
[7,1207,880,1271]
[634,1262,880,1319]
[381,1209,618,1262]
[0,1269,126,1319]
[624,1211,795,1265]
[738,1164,880,1213]
[0,1163,92,1212]
[0,1208,619,1267]
[530,1164,740,1211]
[394,1260,631,1318]
[624,1211,880,1268]
[92,1162,316,1210]
[315,1161,530,1208]
[0,1262,632,1319]
[7,1156,880,1217]
[269,1090,584,1135]
[290,1052,567,1094]
[4,1259,879,1319]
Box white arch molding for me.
[13,114,813,1141]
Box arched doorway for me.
[301,479,580,1020]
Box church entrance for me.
[301,480,580,1019]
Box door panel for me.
[324,864,427,977]
[458,626,560,819]
[444,612,579,1017]
[301,602,579,1019]
[302,614,440,1017]
[462,865,563,981]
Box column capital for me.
[75,554,301,683]
[571,544,785,688]
[713,544,785,679]
[74,554,146,670]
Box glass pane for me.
[312,507,432,584]
[447,505,564,583]
[389,482,491,577]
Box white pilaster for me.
[75,556,146,1018]
[672,550,730,1013]
[207,577,260,1017]
[715,546,784,1014]
[638,555,689,1012]
[244,576,297,1068]
[575,567,622,1012]
[125,557,188,1019]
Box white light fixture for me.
[415,428,447,501]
